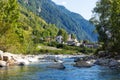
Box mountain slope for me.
[0,1,61,54]
[18,0,98,42]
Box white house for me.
[56,35,63,43]
[83,43,100,48]
[67,34,81,46]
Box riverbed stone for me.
[74,61,94,67]
[74,56,96,62]
[47,63,65,69]
[95,58,120,68]
[95,58,109,66]
[7,59,15,66]
[0,60,8,67]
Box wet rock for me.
[47,63,65,69]
[74,61,94,67]
[74,56,96,62]
[95,58,120,69]
[95,58,109,66]
[44,55,56,62]
[109,59,119,68]
[74,56,96,68]
[53,59,63,63]
[18,62,25,66]
[74,57,81,62]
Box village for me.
[55,34,100,49]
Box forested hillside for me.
[18,0,98,42]
[0,0,67,54]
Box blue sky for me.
[52,0,98,20]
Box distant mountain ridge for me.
[18,0,98,42]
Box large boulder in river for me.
[74,56,96,68]
[74,56,96,62]
[74,61,94,68]
[47,63,65,69]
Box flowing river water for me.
[0,58,120,80]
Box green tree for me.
[0,0,6,35]
[0,0,19,35]
[92,0,112,41]
[92,0,120,55]
[91,0,112,50]
[57,28,68,42]
[71,33,76,39]
[109,0,120,53]
[42,30,50,38]
[5,0,19,24]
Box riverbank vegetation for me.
[35,42,96,55]
[0,0,98,55]
[0,0,66,54]
[0,0,102,56]
[90,0,120,57]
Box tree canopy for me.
[91,0,120,54]
[0,0,67,54]
[57,28,68,42]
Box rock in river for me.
[74,60,94,67]
[95,58,120,68]
[74,56,96,68]
[47,63,65,69]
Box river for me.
[0,58,120,80]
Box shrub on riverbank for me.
[48,42,96,54]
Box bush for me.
[79,47,96,54]
[48,41,58,47]
[56,44,64,48]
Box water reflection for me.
[0,61,120,80]
[0,65,43,80]
[96,67,120,80]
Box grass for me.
[38,49,78,55]
[33,42,96,55]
